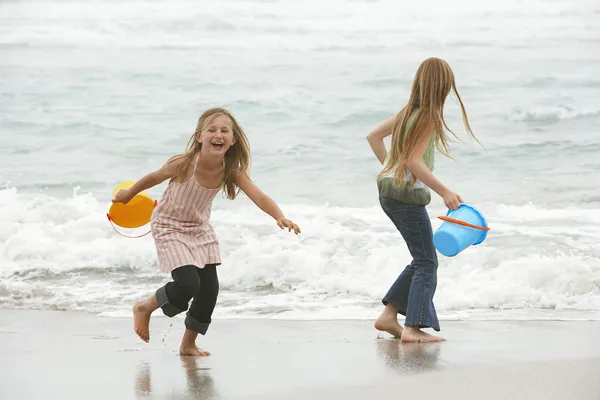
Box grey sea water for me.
[1,0,599,319]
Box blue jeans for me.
[379,195,440,331]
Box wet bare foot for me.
[401,326,445,343]
[133,301,152,343]
[374,314,404,338]
[180,344,211,357]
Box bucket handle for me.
[106,214,152,239]
[438,216,490,231]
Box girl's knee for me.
[179,278,201,300]
[171,266,202,301]
[415,259,438,272]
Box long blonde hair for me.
[378,57,483,186]
[171,107,251,200]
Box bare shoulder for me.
[397,105,408,120]
[161,155,191,180]
[413,114,437,142]
[234,168,250,184]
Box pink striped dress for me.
[150,155,221,273]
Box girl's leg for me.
[133,296,159,343]
[374,302,404,337]
[180,264,219,356]
[375,243,417,336]
[133,265,200,342]
[375,199,417,337]
[377,196,443,342]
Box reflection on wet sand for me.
[135,357,219,399]
[135,362,152,397]
[181,356,218,399]
[375,339,443,373]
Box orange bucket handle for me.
[106,213,152,238]
[438,216,490,231]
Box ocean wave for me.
[322,110,393,127]
[0,187,598,318]
[521,77,600,89]
[509,106,600,123]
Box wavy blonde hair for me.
[171,107,251,200]
[378,57,483,186]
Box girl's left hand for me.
[277,218,301,235]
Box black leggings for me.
[155,264,219,335]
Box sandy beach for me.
[2,1,600,399]
[0,310,598,399]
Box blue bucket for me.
[433,203,489,257]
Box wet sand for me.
[0,310,598,399]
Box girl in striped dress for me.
[112,107,301,356]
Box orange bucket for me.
[107,181,157,237]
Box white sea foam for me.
[1,187,598,319]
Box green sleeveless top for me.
[377,112,436,206]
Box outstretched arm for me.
[112,156,185,204]
[237,173,301,234]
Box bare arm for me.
[406,124,463,209]
[237,173,301,234]
[366,107,406,165]
[112,156,185,203]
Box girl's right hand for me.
[277,218,301,235]
[442,189,463,210]
[112,188,133,204]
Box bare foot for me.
[133,301,152,343]
[374,314,404,338]
[180,344,211,357]
[401,326,445,343]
